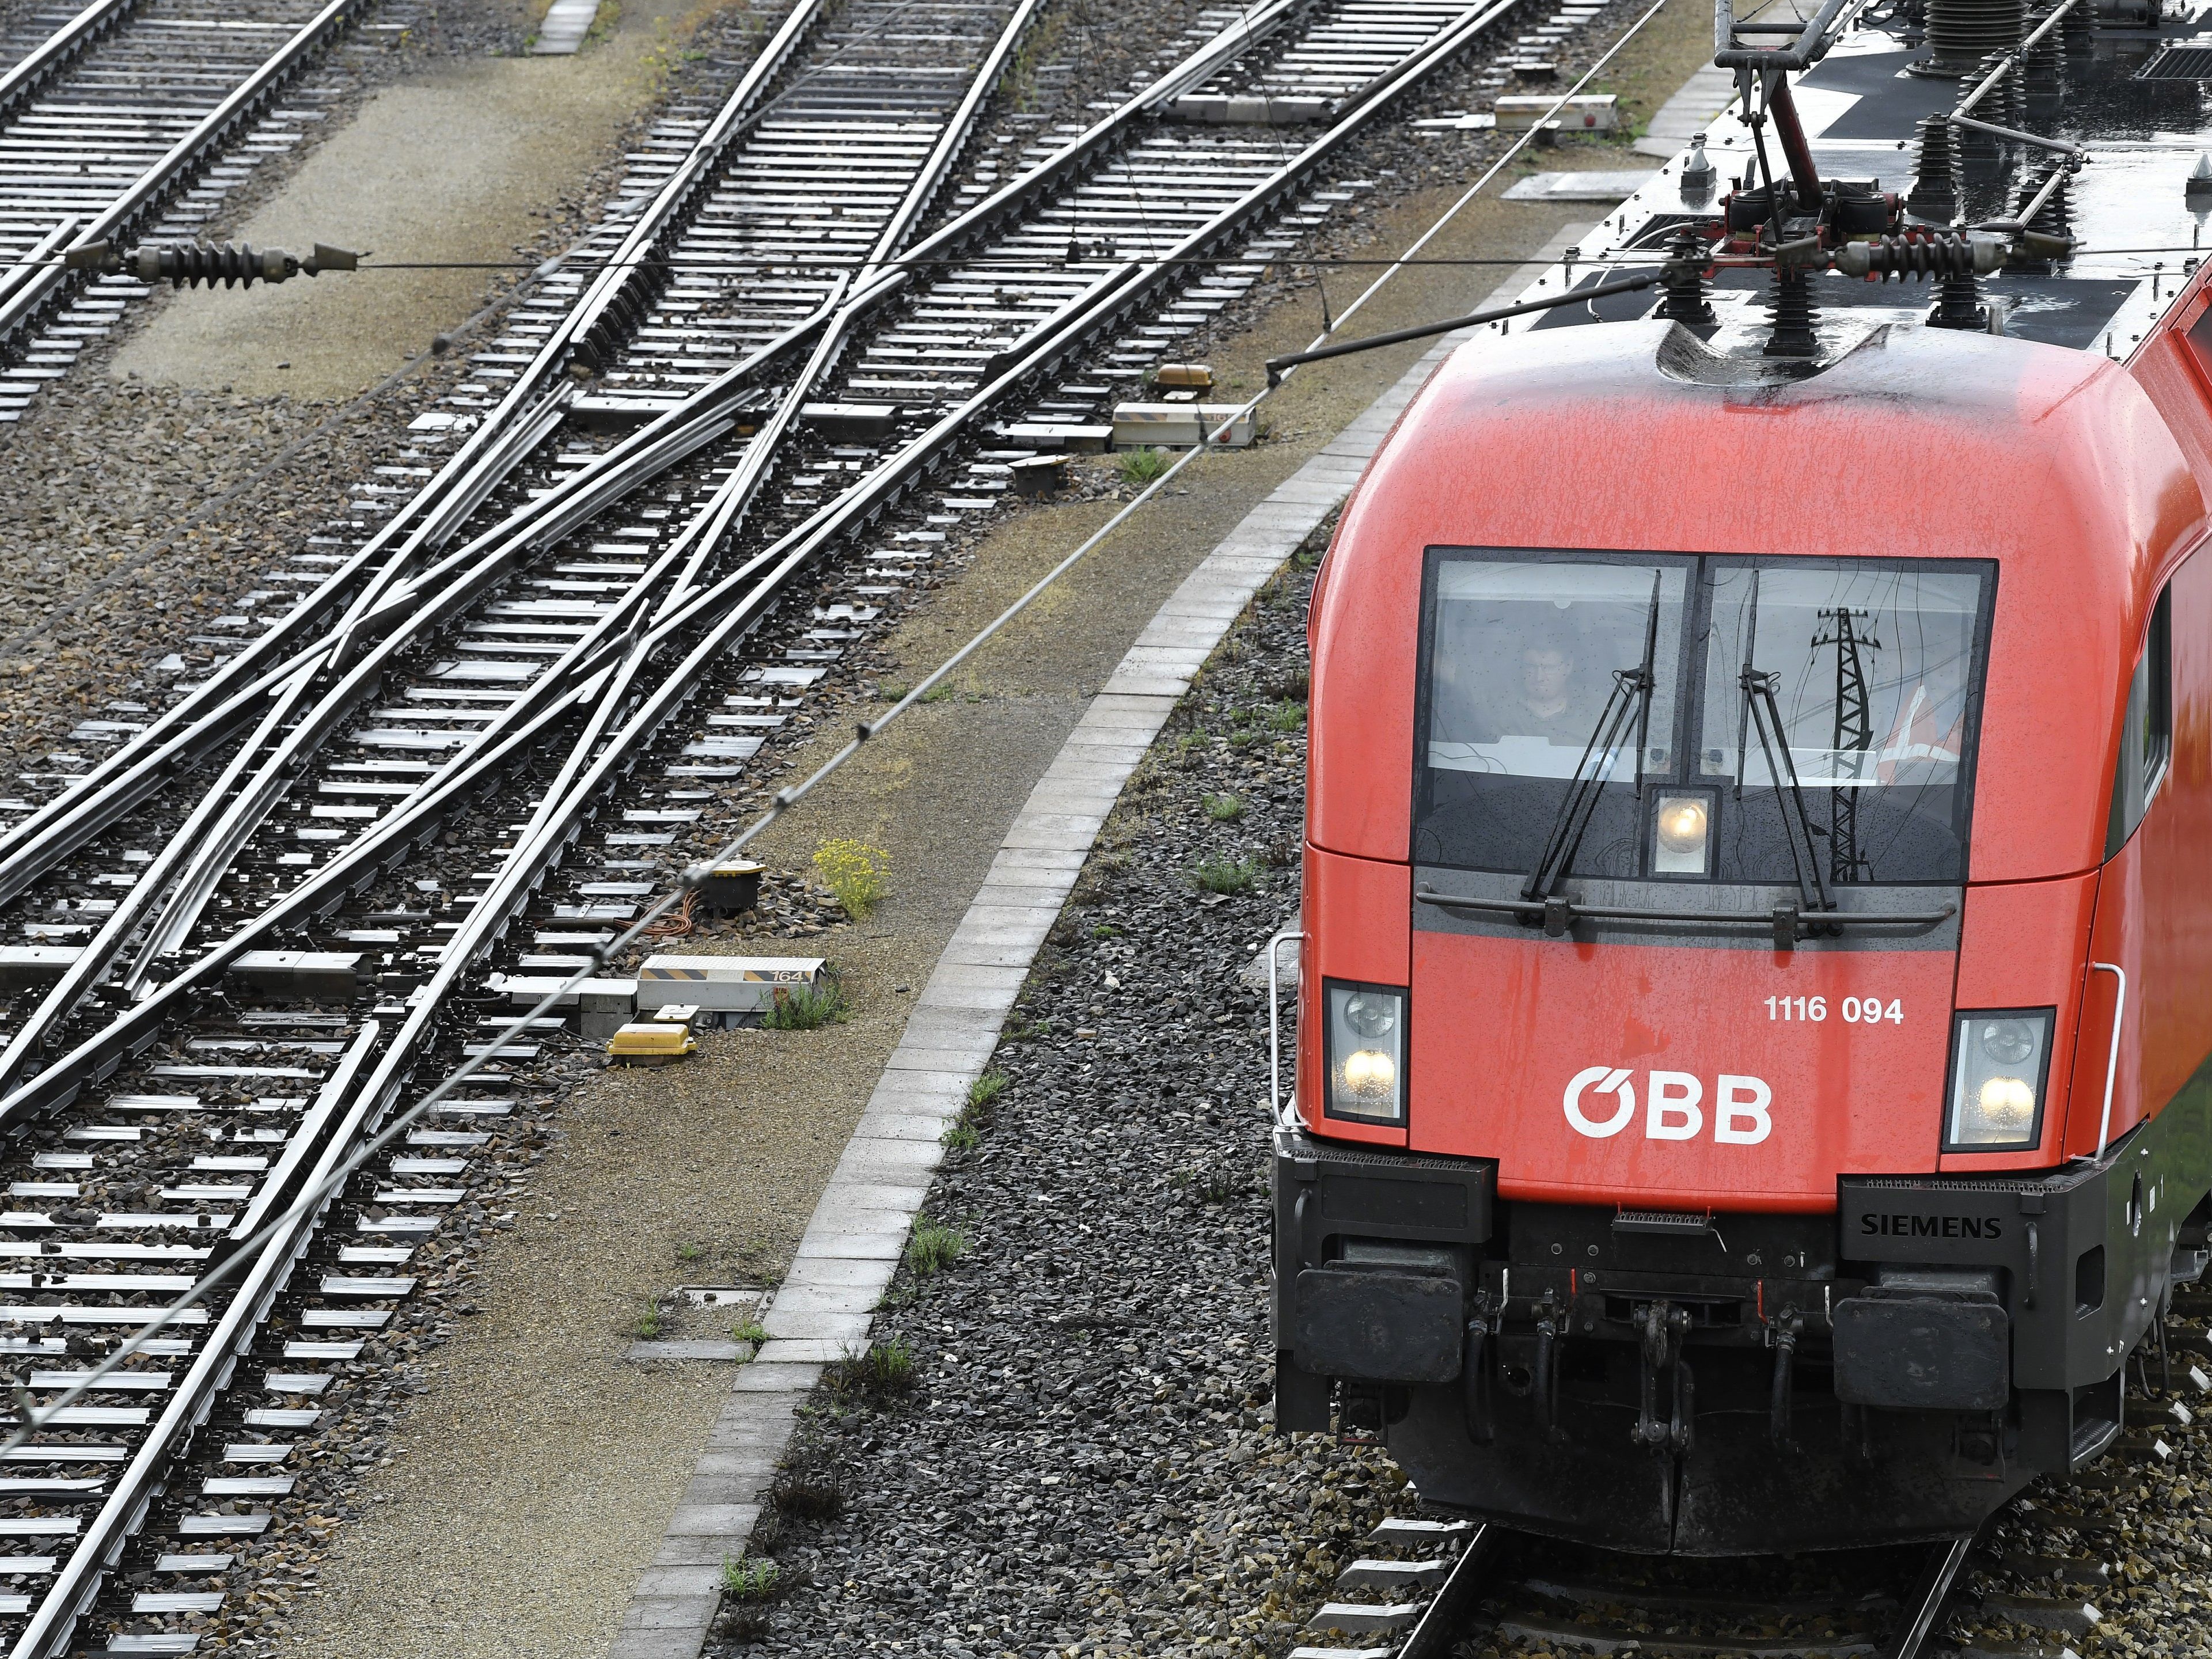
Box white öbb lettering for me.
[1562,1067,1773,1145]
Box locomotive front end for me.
[1272,320,2212,1554]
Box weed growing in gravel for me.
[1192,856,1261,895]
[1196,1164,1241,1203]
[771,1452,848,1518]
[635,1304,665,1339]
[1203,793,1244,822]
[906,1218,968,1276]
[1089,922,1124,939]
[829,1338,916,1401]
[766,971,850,1031]
[1266,698,1308,732]
[676,1242,704,1263]
[813,838,891,917]
[722,1557,781,1600]
[1117,446,1171,485]
[734,1319,768,1346]
[943,1070,1006,1152]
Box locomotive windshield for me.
[1413,552,1992,885]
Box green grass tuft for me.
[1116,446,1171,485]
[1202,793,1244,822]
[721,1556,781,1600]
[1191,857,1261,895]
[906,1218,967,1275]
[829,1338,916,1400]
[766,971,850,1030]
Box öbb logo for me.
[1562,1067,1773,1145]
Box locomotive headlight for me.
[1945,1008,2054,1151]
[1325,980,1406,1125]
[1651,792,1713,876]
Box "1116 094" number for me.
[1765,996,1903,1023]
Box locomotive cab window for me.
[1413,552,1994,884]
[2107,586,2172,855]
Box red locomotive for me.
[1270,0,2212,1552]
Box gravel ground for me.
[695,520,1405,1659]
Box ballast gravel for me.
[704,526,1399,1659]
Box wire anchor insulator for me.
[62,240,360,287]
[1831,231,2003,279]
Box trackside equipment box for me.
[1493,93,1618,132]
[636,955,826,1015]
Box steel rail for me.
[1397,1525,1503,1658]
[0,347,768,1076]
[401,0,1532,870]
[0,215,83,327]
[119,0,1044,979]
[0,0,1305,906]
[7,1019,389,1659]
[0,0,851,887]
[0,0,375,349]
[0,9,1538,1639]
[837,0,1307,317]
[559,0,831,374]
[0,313,814,914]
[0,0,137,119]
[646,0,1530,661]
[0,0,817,919]
[441,0,1537,935]
[0,0,1518,1124]
[1885,1533,1978,1659]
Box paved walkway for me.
[1635,59,1735,158]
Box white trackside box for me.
[1493,94,1618,132]
[636,955,826,1015]
[1110,403,1257,449]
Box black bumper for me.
[1270,1103,2211,1554]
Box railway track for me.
[0,0,401,419]
[1287,1509,2093,1659]
[0,0,1610,1643]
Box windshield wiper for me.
[1522,573,1663,904]
[1733,570,1834,918]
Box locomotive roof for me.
[1505,7,2212,363]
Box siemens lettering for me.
[1859,1212,2005,1240]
